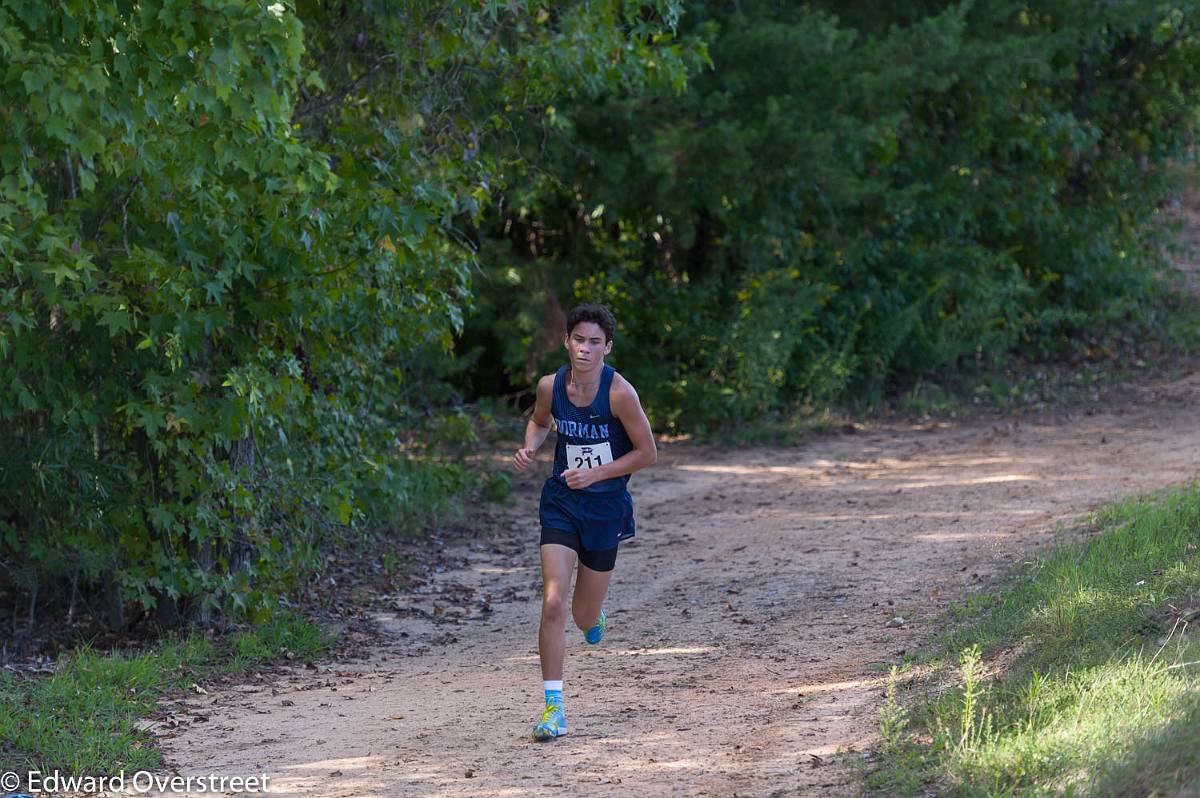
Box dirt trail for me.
[136,368,1200,798]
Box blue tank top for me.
[551,363,633,493]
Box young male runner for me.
[512,302,657,741]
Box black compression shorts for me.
[540,526,618,572]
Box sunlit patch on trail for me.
[784,674,892,695]
[474,564,535,575]
[498,647,716,663]
[612,645,716,657]
[674,463,822,475]
[915,531,1021,542]
[898,473,1035,489]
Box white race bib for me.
[565,441,613,471]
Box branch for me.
[291,53,398,123]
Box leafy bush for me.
[467,0,1200,429]
[0,0,692,630]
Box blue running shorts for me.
[538,477,634,572]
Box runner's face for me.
[564,322,611,372]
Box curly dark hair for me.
[565,302,616,343]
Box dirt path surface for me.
[142,372,1200,798]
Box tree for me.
[467,0,1200,430]
[0,0,694,637]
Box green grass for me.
[0,609,332,775]
[865,481,1200,797]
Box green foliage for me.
[226,607,332,669]
[0,1,689,626]
[0,610,328,773]
[878,665,911,756]
[481,470,513,505]
[866,482,1200,796]
[468,0,1200,430]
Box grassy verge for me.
[865,481,1200,797]
[0,610,332,775]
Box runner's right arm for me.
[513,374,555,471]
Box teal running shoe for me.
[584,607,607,645]
[532,703,567,741]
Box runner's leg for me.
[539,543,578,680]
[571,559,615,632]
